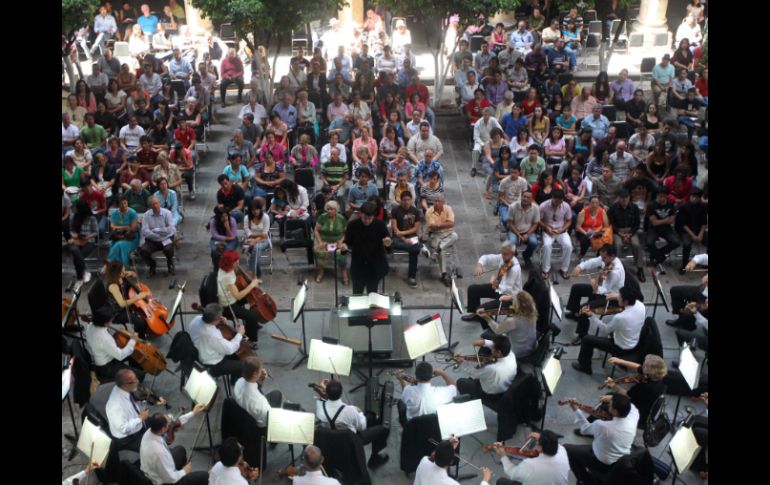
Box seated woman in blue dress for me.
[153,177,182,226]
[108,195,140,268]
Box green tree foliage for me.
[62,0,100,47]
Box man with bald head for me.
[293,446,341,484]
[138,195,176,276]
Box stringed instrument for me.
[190,302,256,361]
[126,279,172,336]
[390,371,417,384]
[163,411,185,444]
[108,326,167,375]
[445,353,498,369]
[598,373,647,390]
[277,465,299,480]
[491,259,514,290]
[234,264,277,323]
[62,297,91,327]
[132,386,170,408]
[482,442,539,458]
[238,460,259,480]
[308,382,328,399]
[557,398,612,420]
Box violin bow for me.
[186,406,208,465]
[259,435,265,485]
[327,357,354,404]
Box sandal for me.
[561,271,570,280]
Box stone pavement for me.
[62,99,707,484]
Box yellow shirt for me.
[425,205,455,233]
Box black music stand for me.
[62,363,80,461]
[548,282,564,344]
[433,275,463,357]
[166,281,188,332]
[539,348,565,431]
[291,281,310,370]
[345,297,392,392]
[62,285,86,343]
[649,269,670,319]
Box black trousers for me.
[224,301,262,341]
[207,354,243,385]
[391,238,421,278]
[567,285,608,337]
[69,242,96,279]
[181,169,195,192]
[576,233,599,257]
[466,284,512,328]
[351,265,383,295]
[679,231,708,268]
[669,285,705,314]
[94,359,146,383]
[675,327,708,352]
[103,428,145,482]
[564,443,613,484]
[691,416,708,472]
[456,377,505,404]
[496,479,523,485]
[138,239,175,269]
[577,335,625,371]
[113,308,150,338]
[220,76,244,103]
[646,227,680,264]
[167,446,209,484]
[359,424,390,459]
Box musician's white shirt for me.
[233,377,271,427]
[106,385,144,438]
[293,469,342,484]
[577,256,625,295]
[574,404,640,465]
[413,456,491,485]
[588,300,646,350]
[478,254,522,296]
[501,444,570,485]
[401,382,458,421]
[693,253,708,267]
[209,462,248,485]
[315,398,367,433]
[86,323,136,366]
[195,323,242,365]
[139,411,195,484]
[476,340,517,395]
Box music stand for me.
[291,281,310,369]
[433,278,463,357]
[649,269,670,318]
[267,408,315,445]
[548,282,563,343]
[166,281,187,332]
[540,350,564,431]
[404,315,447,362]
[62,362,80,461]
[671,343,701,429]
[344,293,393,392]
[185,366,219,459]
[77,416,113,467]
[307,338,353,377]
[62,285,86,342]
[668,423,701,484]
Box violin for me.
[126,278,172,336]
[164,416,182,444]
[390,371,417,385]
[190,303,256,361]
[277,465,300,480]
[482,442,539,458]
[491,259,514,290]
[445,353,497,369]
[587,305,624,316]
[234,264,277,323]
[598,374,647,390]
[132,385,170,408]
[557,398,612,420]
[108,326,168,375]
[238,460,259,480]
[308,382,328,399]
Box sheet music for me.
[549,284,563,321]
[307,339,353,376]
[670,425,701,473]
[542,353,563,395]
[679,345,701,391]
[267,408,315,445]
[404,317,446,359]
[292,283,307,322]
[437,399,487,439]
[62,366,72,401]
[451,279,465,314]
[348,293,390,310]
[77,418,112,466]
[184,368,218,406]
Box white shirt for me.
[589,300,646,350]
[693,253,708,267]
[413,456,491,485]
[140,411,195,484]
[209,462,248,485]
[315,399,366,433]
[476,340,517,395]
[502,445,570,485]
[188,315,205,345]
[574,404,640,465]
[62,123,80,143]
[217,269,238,307]
[119,124,146,147]
[578,256,625,295]
[320,142,348,165]
[139,73,163,97]
[233,377,271,427]
[106,385,145,439]
[62,470,87,485]
[478,254,522,296]
[195,322,242,365]
[473,117,503,148]
[239,103,268,123]
[243,213,271,239]
[86,324,136,366]
[294,470,342,485]
[94,14,117,34]
[401,382,458,421]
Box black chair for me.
[601,104,617,122]
[167,331,199,391]
[557,72,573,87]
[315,427,371,485]
[517,330,552,366]
[486,372,542,442]
[117,459,153,485]
[171,80,187,101]
[583,9,598,22]
[603,317,663,377]
[220,23,237,48]
[280,219,314,265]
[470,35,485,53]
[70,339,103,407]
[611,121,630,140]
[591,447,655,485]
[400,413,442,475]
[642,394,670,445]
[221,397,267,470]
[294,168,315,200]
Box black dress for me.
[344,218,390,295]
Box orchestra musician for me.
[88,260,150,339]
[565,243,625,345]
[216,249,263,344]
[413,436,492,485]
[233,356,283,427]
[474,290,538,360]
[192,302,245,384]
[455,335,517,403]
[600,355,668,427]
[85,305,146,382]
[667,253,708,326]
[397,362,457,422]
[491,430,570,485]
[314,379,391,468]
[209,437,259,484]
[563,394,639,484]
[293,445,342,485]
[461,241,522,327]
[570,286,645,376]
[139,406,208,484]
[62,462,99,485]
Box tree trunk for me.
[269,36,282,97]
[63,55,79,92]
[435,27,459,109]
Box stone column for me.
[185,1,213,36]
[636,0,669,32]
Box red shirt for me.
[79,189,106,213]
[695,77,707,97]
[174,127,196,148]
[404,84,430,105]
[466,99,489,125]
[169,148,193,170]
[521,98,542,117]
[664,175,693,204]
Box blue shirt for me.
[547,48,573,70]
[581,114,610,140]
[501,112,528,139]
[137,15,159,35]
[154,190,181,226]
[272,103,297,129]
[555,114,577,130]
[397,68,418,90]
[509,31,534,50]
[169,58,193,80]
[223,164,250,184]
[413,159,443,186]
[347,182,379,207]
[652,63,675,84]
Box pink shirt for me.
[352,137,378,162]
[220,56,244,79]
[571,95,597,120]
[326,102,349,122]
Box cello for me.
[126,278,173,336]
[234,264,277,323]
[108,326,168,375]
[189,302,256,361]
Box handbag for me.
[643,410,671,447]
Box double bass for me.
[126,278,173,336]
[108,326,168,375]
[234,264,277,323]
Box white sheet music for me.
[77,418,112,466]
[549,284,563,321]
[403,317,447,360]
[670,425,701,473]
[437,399,487,439]
[267,408,315,445]
[542,353,563,395]
[451,279,465,314]
[292,283,308,322]
[184,368,218,406]
[679,344,701,390]
[307,339,353,376]
[62,365,72,401]
[348,293,390,310]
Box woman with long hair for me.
[108,195,140,268]
[475,290,539,358]
[209,206,239,268]
[575,195,612,258]
[528,105,550,145]
[76,79,98,114]
[102,259,150,339]
[243,199,271,278]
[215,249,262,345]
[593,72,611,105]
[510,127,535,163]
[531,170,564,204]
[154,177,182,226]
[646,139,670,183]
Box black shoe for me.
[368,453,389,468]
[221,102,226,108]
[678,267,687,275]
[570,336,583,346]
[493,205,499,216]
[148,265,157,277]
[572,361,592,375]
[168,265,175,276]
[665,319,678,327]
[441,273,451,287]
[461,313,478,321]
[550,324,561,338]
[470,167,477,177]
[564,312,579,321]
[636,267,646,282]
[574,428,592,438]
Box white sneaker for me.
[420,246,431,259]
[82,271,92,284]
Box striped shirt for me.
[322,160,348,186]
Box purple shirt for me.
[539,200,572,229]
[486,80,508,105]
[210,216,239,241]
[610,78,635,102]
